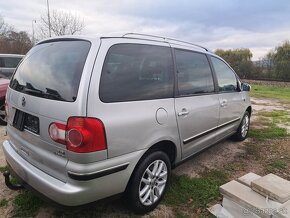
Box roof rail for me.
[122,32,209,52]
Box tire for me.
[126,151,171,214]
[234,111,250,141]
[0,101,7,126]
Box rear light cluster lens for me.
[49,122,66,144]
[49,117,107,153]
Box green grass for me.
[224,162,245,171]
[0,165,8,173]
[164,170,227,210]
[259,110,290,124]
[173,209,188,218]
[250,109,289,140]
[13,191,44,218]
[249,126,288,139]
[259,110,288,118]
[249,108,289,141]
[251,84,290,102]
[0,198,8,207]
[268,159,287,170]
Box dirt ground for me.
[0,127,17,217]
[0,97,289,217]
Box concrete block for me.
[223,197,260,218]
[273,200,290,218]
[208,203,235,218]
[220,180,281,218]
[238,172,261,187]
[251,174,290,203]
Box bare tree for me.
[0,31,33,54]
[0,15,13,38]
[0,16,4,34]
[0,15,32,54]
[37,10,85,39]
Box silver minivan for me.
[2,33,251,213]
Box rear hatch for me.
[6,39,95,182]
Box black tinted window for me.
[10,40,91,102]
[211,57,238,92]
[175,49,214,96]
[99,44,174,102]
[1,57,22,68]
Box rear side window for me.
[175,49,214,96]
[211,57,238,92]
[10,40,91,102]
[99,44,174,102]
[0,57,22,68]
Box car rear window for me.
[99,43,174,102]
[10,40,91,102]
[0,57,22,68]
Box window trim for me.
[173,48,217,98]
[99,43,175,103]
[209,55,241,94]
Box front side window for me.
[211,57,238,92]
[99,44,174,102]
[175,49,214,96]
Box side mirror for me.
[241,83,251,92]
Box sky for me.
[1,0,290,60]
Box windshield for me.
[10,40,91,102]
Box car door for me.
[174,48,220,159]
[210,56,244,138]
[87,38,181,159]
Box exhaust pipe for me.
[3,171,24,190]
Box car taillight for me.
[48,117,107,153]
[49,122,66,144]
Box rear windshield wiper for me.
[24,87,43,95]
[45,88,64,101]
[10,81,64,101]
[24,84,64,101]
[24,88,64,101]
[23,83,44,96]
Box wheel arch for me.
[246,106,252,117]
[144,140,177,166]
[125,140,177,191]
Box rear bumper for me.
[3,139,146,206]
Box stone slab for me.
[220,180,281,218]
[208,204,235,218]
[273,200,290,218]
[223,197,260,218]
[251,174,290,203]
[238,172,261,187]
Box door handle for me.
[220,100,227,107]
[178,109,189,116]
